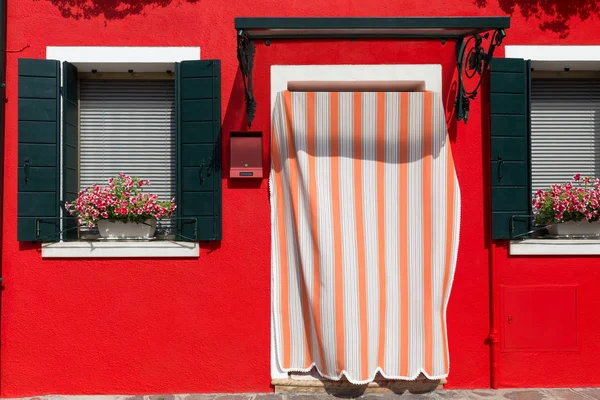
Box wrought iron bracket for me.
[237,29,256,128]
[455,28,506,123]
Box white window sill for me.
[41,241,199,258]
[510,239,600,256]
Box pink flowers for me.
[65,173,176,227]
[533,174,600,225]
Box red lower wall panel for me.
[497,244,600,388]
[2,0,600,396]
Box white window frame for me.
[269,64,442,379]
[41,46,201,258]
[506,45,600,255]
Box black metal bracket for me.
[510,214,546,240]
[34,217,200,242]
[237,29,256,128]
[455,28,506,123]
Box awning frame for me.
[235,16,510,127]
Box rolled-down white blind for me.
[531,78,600,192]
[79,79,175,204]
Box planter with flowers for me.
[66,173,177,240]
[533,174,600,237]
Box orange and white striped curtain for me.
[271,90,460,384]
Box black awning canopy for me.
[235,17,510,40]
[235,17,511,127]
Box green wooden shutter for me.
[490,58,532,239]
[18,58,60,241]
[176,60,222,240]
[63,61,79,240]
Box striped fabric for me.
[271,90,461,383]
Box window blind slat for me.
[79,79,176,206]
[531,78,600,193]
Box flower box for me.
[66,173,176,240]
[547,220,600,237]
[97,219,157,240]
[533,174,600,238]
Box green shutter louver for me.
[490,58,532,240]
[18,58,60,241]
[63,61,79,240]
[176,60,222,241]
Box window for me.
[17,58,222,244]
[531,75,600,193]
[78,76,176,236]
[490,58,600,246]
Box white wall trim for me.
[505,45,600,71]
[45,46,201,258]
[271,64,443,114]
[269,63,442,380]
[42,241,199,258]
[505,45,600,61]
[47,46,201,63]
[510,239,600,256]
[505,47,600,254]
[46,46,201,72]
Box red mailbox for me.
[230,132,263,178]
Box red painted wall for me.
[2,0,600,396]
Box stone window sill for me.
[41,241,199,258]
[510,239,600,256]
